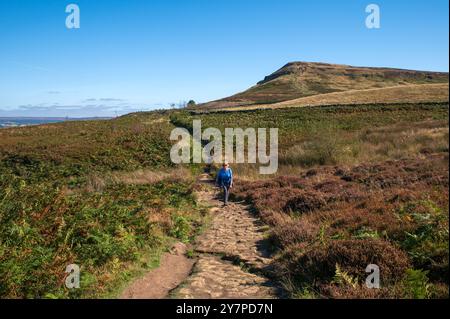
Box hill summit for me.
[196,62,449,110]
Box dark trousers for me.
[221,184,230,204]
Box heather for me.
[231,155,449,298]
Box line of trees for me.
[169,100,196,109]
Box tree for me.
[187,100,196,108]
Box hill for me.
[1,63,448,299]
[195,62,449,110]
[221,83,449,111]
[1,101,448,299]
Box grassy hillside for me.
[195,62,448,110]
[1,99,448,299]
[222,83,449,111]
[173,102,449,298]
[174,102,449,174]
[0,112,174,177]
[0,112,206,298]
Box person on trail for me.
[216,162,233,206]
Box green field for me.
[173,102,449,176]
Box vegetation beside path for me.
[0,112,207,298]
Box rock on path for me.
[172,174,280,299]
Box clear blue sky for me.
[0,0,448,117]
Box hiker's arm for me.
[215,172,220,186]
[230,170,234,188]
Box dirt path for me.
[121,173,281,299]
[170,174,281,299]
[120,242,194,299]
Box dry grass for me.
[221,83,449,111]
[196,62,448,110]
[82,166,194,193]
[109,166,192,185]
[226,119,449,181]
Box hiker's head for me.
[223,162,229,169]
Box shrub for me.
[284,191,327,214]
[403,269,432,299]
[170,215,191,243]
[276,239,410,287]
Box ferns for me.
[332,263,358,289]
[403,269,432,299]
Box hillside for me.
[195,62,449,110]
[1,101,448,299]
[173,102,449,298]
[1,65,448,299]
[222,83,449,111]
[0,112,207,298]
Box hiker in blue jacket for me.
[216,162,233,206]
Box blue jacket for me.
[216,168,233,186]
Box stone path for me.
[171,174,280,299]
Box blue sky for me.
[0,0,448,117]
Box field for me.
[0,111,206,298]
[172,102,449,298]
[173,102,449,175]
[0,101,448,299]
[222,83,449,111]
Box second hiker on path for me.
[216,162,233,206]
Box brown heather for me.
[231,155,449,298]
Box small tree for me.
[187,100,196,108]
